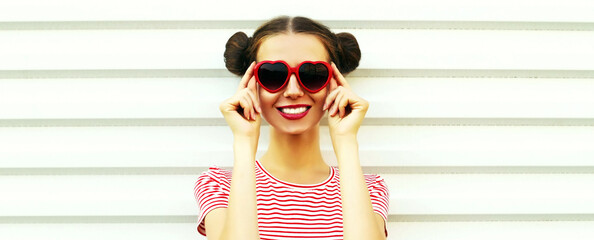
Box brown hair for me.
[224,16,361,76]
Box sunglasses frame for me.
[254,60,333,93]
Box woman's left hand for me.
[324,63,369,140]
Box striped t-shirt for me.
[194,160,389,239]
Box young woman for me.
[194,16,389,240]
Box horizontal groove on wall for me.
[1,118,593,127]
[0,20,593,31]
[2,214,594,224]
[0,216,196,224]
[2,166,594,175]
[391,214,594,222]
[2,69,594,79]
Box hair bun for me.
[224,32,252,76]
[335,32,361,74]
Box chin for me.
[266,120,312,135]
[264,114,322,136]
[281,125,313,135]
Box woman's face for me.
[256,33,330,135]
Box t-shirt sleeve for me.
[194,167,231,236]
[366,174,390,236]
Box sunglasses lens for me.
[257,62,288,91]
[299,63,329,92]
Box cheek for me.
[258,90,279,117]
[257,87,329,109]
[316,89,329,104]
[257,89,268,103]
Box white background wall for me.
[1,0,594,239]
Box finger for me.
[244,94,257,120]
[237,97,248,120]
[329,75,338,92]
[330,92,344,117]
[247,74,257,92]
[238,62,256,91]
[245,88,260,114]
[220,98,236,115]
[239,95,253,120]
[338,94,351,118]
[246,76,261,113]
[331,62,350,89]
[324,87,340,111]
[238,96,249,120]
[331,93,343,117]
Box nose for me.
[283,73,304,98]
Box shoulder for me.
[194,166,233,191]
[199,166,232,179]
[194,167,233,236]
[363,173,385,183]
[363,173,389,196]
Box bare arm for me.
[334,137,386,240]
[206,62,261,240]
[325,63,386,239]
[205,137,260,240]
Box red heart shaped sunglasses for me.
[254,60,333,93]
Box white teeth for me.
[281,107,308,114]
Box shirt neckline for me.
[255,160,335,188]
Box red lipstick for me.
[277,104,311,120]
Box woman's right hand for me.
[219,62,262,138]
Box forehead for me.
[256,33,330,65]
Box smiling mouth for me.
[276,105,312,120]
[278,106,310,114]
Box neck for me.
[259,125,327,172]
